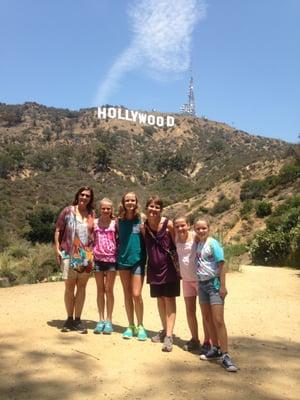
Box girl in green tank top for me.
[116,192,148,341]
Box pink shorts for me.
[182,280,198,297]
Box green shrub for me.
[29,150,55,172]
[225,243,248,258]
[0,153,14,178]
[240,179,267,201]
[250,230,290,266]
[0,252,19,283]
[16,244,58,284]
[256,201,272,218]
[0,243,59,285]
[289,224,300,267]
[240,199,253,219]
[210,196,232,215]
[278,164,300,184]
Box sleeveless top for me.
[144,218,179,285]
[93,219,117,263]
[117,217,146,267]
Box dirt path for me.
[1,266,299,400]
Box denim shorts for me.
[198,277,224,305]
[94,260,117,272]
[117,262,145,276]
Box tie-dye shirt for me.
[196,237,224,281]
[93,219,117,263]
[56,206,90,255]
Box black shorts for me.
[150,281,180,298]
[94,260,117,272]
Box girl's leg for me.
[211,304,228,353]
[202,316,211,343]
[95,272,105,321]
[200,303,217,345]
[165,297,176,337]
[74,274,90,318]
[184,296,199,341]
[157,297,166,330]
[105,271,116,321]
[119,270,134,325]
[64,279,76,317]
[131,274,144,326]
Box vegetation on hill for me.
[0,102,299,284]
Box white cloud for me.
[95,0,206,105]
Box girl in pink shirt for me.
[93,198,117,335]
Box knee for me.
[132,292,142,303]
[105,285,114,296]
[76,282,87,293]
[213,316,225,329]
[65,283,76,294]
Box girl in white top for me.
[174,216,210,352]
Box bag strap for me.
[144,222,173,256]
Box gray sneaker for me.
[200,345,222,360]
[183,338,200,352]
[151,329,166,343]
[73,319,88,334]
[221,353,238,372]
[162,335,173,352]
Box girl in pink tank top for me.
[93,198,117,335]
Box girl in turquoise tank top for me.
[116,192,148,341]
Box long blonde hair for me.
[118,192,140,220]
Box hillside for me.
[0,102,299,271]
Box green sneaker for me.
[94,320,105,334]
[122,325,135,339]
[137,325,148,341]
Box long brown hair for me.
[73,186,94,214]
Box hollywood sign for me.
[97,107,175,127]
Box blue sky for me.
[0,0,299,142]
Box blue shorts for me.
[117,262,145,276]
[198,277,224,305]
[94,260,117,272]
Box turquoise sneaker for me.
[137,325,148,341]
[103,321,113,335]
[122,325,135,339]
[94,320,105,334]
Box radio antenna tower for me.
[180,75,196,116]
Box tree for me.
[94,144,111,171]
[256,201,272,218]
[0,153,14,178]
[25,208,57,243]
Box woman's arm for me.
[54,227,62,265]
[167,219,175,244]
